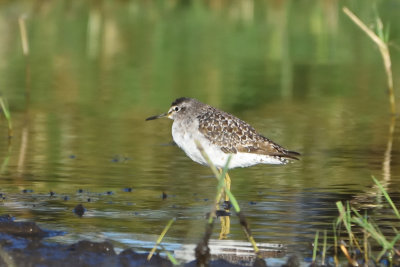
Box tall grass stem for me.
[343,7,395,114]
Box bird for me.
[146,97,299,170]
[146,97,299,239]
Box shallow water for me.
[0,0,400,264]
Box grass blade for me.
[332,220,339,266]
[372,176,400,219]
[312,230,319,263]
[322,230,327,265]
[148,218,176,261]
[336,201,361,251]
[166,251,178,265]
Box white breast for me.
[172,119,208,166]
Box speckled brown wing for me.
[237,134,300,159]
[197,107,299,160]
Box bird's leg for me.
[216,168,224,204]
[217,168,231,239]
[224,172,231,202]
[216,169,231,203]
[219,215,230,240]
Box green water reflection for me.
[0,0,399,261]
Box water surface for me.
[0,0,399,263]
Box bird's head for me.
[146,97,195,121]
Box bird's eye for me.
[174,106,180,112]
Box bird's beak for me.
[145,112,168,121]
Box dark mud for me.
[0,214,173,267]
[0,215,280,267]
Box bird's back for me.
[196,105,299,163]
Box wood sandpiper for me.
[146,97,299,238]
[146,97,300,169]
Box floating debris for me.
[74,204,85,217]
[111,155,131,163]
[22,189,33,193]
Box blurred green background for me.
[2,0,399,112]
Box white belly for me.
[171,120,285,169]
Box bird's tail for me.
[282,150,300,160]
